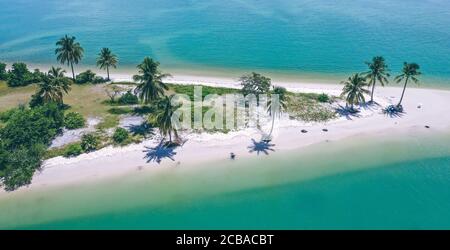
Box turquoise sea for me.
[1,133,450,229]
[0,0,450,84]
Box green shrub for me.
[64,112,86,130]
[75,70,106,84]
[113,127,129,144]
[81,133,99,152]
[118,91,139,105]
[0,103,64,149]
[64,143,83,158]
[0,62,7,81]
[7,62,34,87]
[317,93,330,103]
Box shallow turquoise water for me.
[1,133,450,229]
[26,158,450,230]
[0,0,449,83]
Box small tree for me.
[240,72,272,98]
[105,85,123,103]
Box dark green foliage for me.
[0,62,7,80]
[0,107,23,123]
[0,103,64,150]
[7,63,37,87]
[118,90,139,105]
[29,93,45,108]
[112,127,129,144]
[0,144,45,191]
[0,103,64,191]
[75,70,106,84]
[81,133,99,152]
[240,72,272,96]
[64,112,86,129]
[64,143,83,158]
[317,93,330,103]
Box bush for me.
[0,103,64,149]
[0,144,45,191]
[113,127,129,144]
[118,91,139,105]
[64,143,83,158]
[0,103,64,191]
[75,70,107,84]
[317,93,330,103]
[64,112,86,130]
[0,62,7,81]
[7,62,34,87]
[81,133,99,152]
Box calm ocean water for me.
[0,0,449,83]
[1,133,450,229]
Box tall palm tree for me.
[395,62,421,107]
[265,86,288,140]
[153,96,180,143]
[36,68,71,104]
[96,48,118,81]
[133,57,171,104]
[365,56,390,103]
[55,35,84,80]
[341,73,370,110]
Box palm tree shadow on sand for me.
[143,140,179,164]
[335,105,362,120]
[128,122,154,138]
[383,105,406,118]
[248,139,276,155]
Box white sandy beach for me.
[2,72,450,197]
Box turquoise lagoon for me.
[0,0,450,84]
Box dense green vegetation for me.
[75,70,107,84]
[113,127,130,144]
[64,112,86,129]
[0,103,63,190]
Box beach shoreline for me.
[1,72,450,198]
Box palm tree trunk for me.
[70,61,75,80]
[398,77,409,107]
[169,131,172,143]
[268,113,275,138]
[107,66,110,81]
[370,80,376,103]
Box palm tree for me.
[133,57,171,104]
[96,48,118,81]
[341,73,370,111]
[55,35,84,80]
[395,62,421,107]
[265,86,288,140]
[36,68,71,104]
[153,96,180,144]
[365,56,390,103]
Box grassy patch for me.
[96,115,120,130]
[167,83,240,100]
[0,81,36,112]
[44,142,79,159]
[287,93,337,122]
